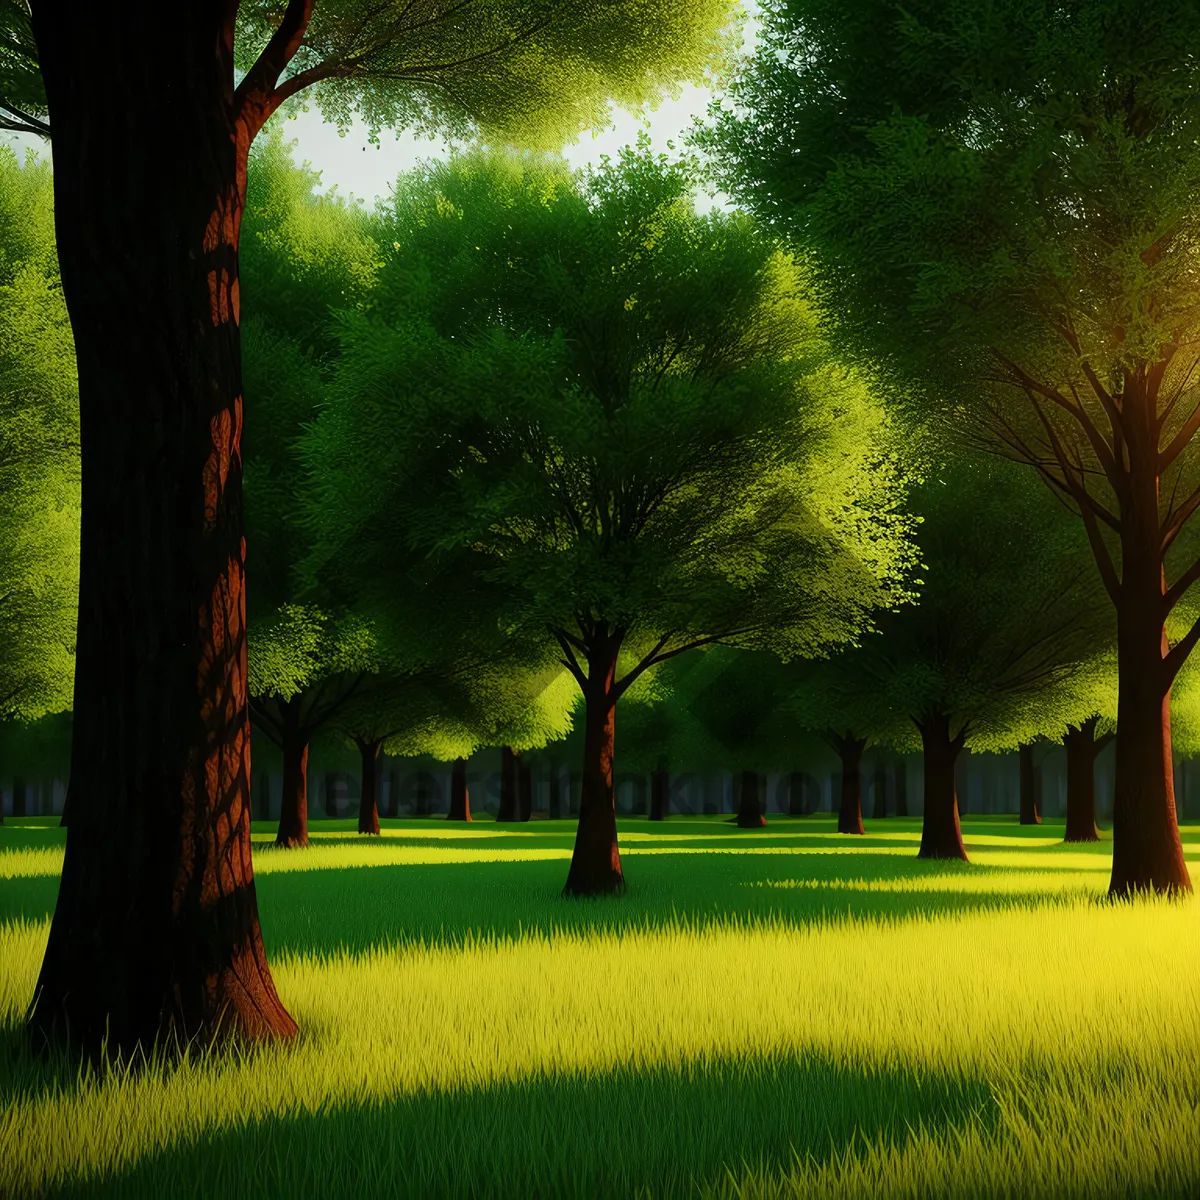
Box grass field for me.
[2,815,1199,1198]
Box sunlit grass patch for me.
[1,818,1198,1197]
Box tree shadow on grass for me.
[248,848,1110,961]
[50,1049,998,1200]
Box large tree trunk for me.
[1109,419,1190,894]
[829,731,867,835]
[564,641,623,896]
[736,769,767,827]
[12,776,25,819]
[916,712,968,861]
[497,747,519,821]
[276,699,309,849]
[356,738,381,835]
[26,3,296,1052]
[1018,743,1041,825]
[448,757,471,822]
[650,759,669,821]
[1063,718,1108,843]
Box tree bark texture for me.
[448,757,471,822]
[497,747,520,821]
[356,738,382,835]
[1018,743,1041,825]
[829,732,867,835]
[564,640,623,896]
[650,760,669,821]
[27,2,296,1051]
[736,769,767,827]
[917,713,968,861]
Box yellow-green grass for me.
[1,815,1199,1198]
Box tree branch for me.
[1164,554,1200,614]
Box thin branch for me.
[1164,554,1200,614]
[0,102,50,137]
[551,629,587,690]
[1159,396,1200,472]
[234,0,316,131]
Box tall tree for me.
[0,147,78,823]
[22,0,740,1054]
[0,2,45,137]
[313,147,917,894]
[704,0,1200,893]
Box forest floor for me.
[1,815,1198,1198]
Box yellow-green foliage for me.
[1,817,1198,1198]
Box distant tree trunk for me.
[58,787,68,827]
[386,768,400,818]
[447,757,471,821]
[785,771,803,816]
[916,712,968,861]
[518,756,532,821]
[828,731,867,835]
[497,747,519,821]
[1063,717,1115,844]
[735,769,766,827]
[1018,743,1041,825]
[564,637,623,896]
[12,777,26,819]
[356,738,382,835]
[256,769,271,822]
[894,757,908,817]
[322,772,339,819]
[276,699,309,848]
[26,3,296,1051]
[650,759,669,820]
[547,762,563,819]
[872,762,888,819]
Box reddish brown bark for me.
[26,2,298,1052]
[564,638,623,896]
[356,738,382,835]
[1018,743,1041,825]
[650,759,669,821]
[736,769,767,827]
[827,731,867,835]
[276,701,309,849]
[497,747,520,822]
[916,712,968,861]
[448,757,472,822]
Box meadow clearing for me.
[1,815,1199,1199]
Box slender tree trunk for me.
[650,759,669,821]
[829,732,867,835]
[1018,743,1041,825]
[27,3,296,1052]
[276,700,309,849]
[735,769,767,827]
[894,756,908,817]
[872,762,888,819]
[356,738,382,835]
[547,762,563,819]
[564,641,623,896]
[447,757,471,821]
[916,712,968,861]
[1063,719,1103,843]
[518,757,532,821]
[497,747,519,821]
[12,777,25,819]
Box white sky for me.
[2,3,759,211]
